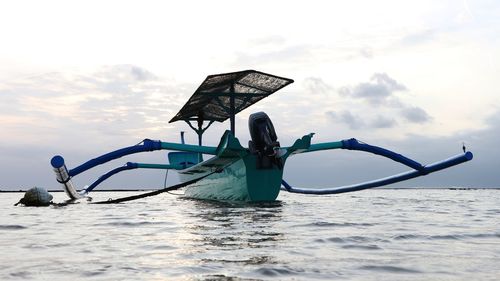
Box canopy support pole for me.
[184,118,215,147]
[185,117,215,162]
[230,83,236,136]
[197,117,204,146]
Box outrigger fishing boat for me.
[50,70,473,202]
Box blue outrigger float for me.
[51,70,473,202]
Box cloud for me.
[130,65,156,81]
[339,72,407,104]
[303,77,334,95]
[359,46,374,59]
[233,45,311,66]
[456,0,474,24]
[0,65,189,145]
[371,115,397,128]
[400,29,436,46]
[401,106,432,123]
[248,35,286,47]
[327,110,365,130]
[322,73,433,132]
[94,64,157,83]
[327,111,397,130]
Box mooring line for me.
[91,170,219,204]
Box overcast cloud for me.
[0,1,498,190]
[401,106,432,123]
[325,73,432,132]
[339,73,407,105]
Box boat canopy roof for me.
[169,70,294,123]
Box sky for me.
[0,0,499,191]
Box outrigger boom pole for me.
[282,151,473,195]
[53,139,217,178]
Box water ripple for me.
[203,255,275,265]
[296,221,375,228]
[341,244,382,250]
[393,233,500,240]
[199,274,262,281]
[0,224,27,230]
[254,266,303,277]
[359,265,422,273]
[315,235,386,244]
[96,221,164,227]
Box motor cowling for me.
[248,112,282,169]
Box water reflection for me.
[180,199,285,267]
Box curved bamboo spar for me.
[282,151,473,195]
[51,139,218,178]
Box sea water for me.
[0,189,499,280]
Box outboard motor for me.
[248,112,283,169]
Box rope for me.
[163,169,169,188]
[91,169,219,204]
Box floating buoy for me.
[15,187,53,206]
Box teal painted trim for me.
[160,142,217,155]
[282,133,315,159]
[215,130,248,158]
[161,131,246,157]
[306,141,344,152]
[136,163,184,170]
[282,134,344,159]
